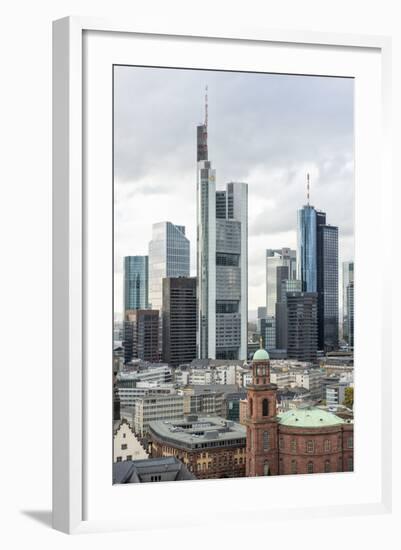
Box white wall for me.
[1,0,399,547]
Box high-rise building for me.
[261,316,276,351]
[197,98,248,360]
[148,222,190,312]
[286,292,318,363]
[123,309,159,363]
[342,261,354,342]
[275,279,302,349]
[297,206,317,292]
[317,224,339,351]
[297,184,338,352]
[162,277,197,367]
[266,249,297,316]
[123,256,149,312]
[346,281,354,348]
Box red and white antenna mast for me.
[307,172,310,205]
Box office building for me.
[343,261,354,342]
[286,292,318,363]
[162,277,197,367]
[123,256,149,312]
[148,222,190,312]
[260,315,276,351]
[133,394,185,437]
[265,248,297,316]
[197,98,248,360]
[346,281,354,347]
[123,310,159,363]
[317,223,339,351]
[149,415,247,479]
[297,185,339,352]
[275,279,302,350]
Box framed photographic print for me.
[53,17,392,534]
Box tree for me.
[342,386,354,409]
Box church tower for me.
[245,346,279,476]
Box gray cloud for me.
[114,66,354,312]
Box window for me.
[249,398,253,417]
[116,457,122,462]
[291,460,297,474]
[263,431,269,450]
[347,436,353,449]
[348,456,354,471]
[338,457,343,472]
[279,436,284,450]
[121,444,127,450]
[126,455,132,461]
[307,461,314,474]
[306,440,314,453]
[291,439,297,452]
[324,460,331,473]
[324,439,331,452]
[122,433,126,438]
[262,398,269,417]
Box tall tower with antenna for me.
[196,88,248,360]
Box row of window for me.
[278,436,353,453]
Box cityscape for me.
[113,67,354,484]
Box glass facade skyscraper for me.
[265,248,297,316]
[148,222,190,312]
[297,203,339,352]
[123,256,149,312]
[297,206,317,292]
[342,261,354,342]
[197,119,248,360]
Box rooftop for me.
[252,348,270,362]
[278,407,345,428]
[149,415,246,450]
[113,456,195,484]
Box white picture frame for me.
[52,16,392,534]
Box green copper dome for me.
[252,348,270,361]
[278,408,344,428]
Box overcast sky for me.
[114,65,354,318]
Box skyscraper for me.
[297,206,317,292]
[123,256,149,312]
[148,222,190,312]
[162,277,197,367]
[275,279,302,350]
[346,281,354,348]
[123,309,159,363]
[297,178,338,352]
[342,261,354,342]
[265,248,297,316]
[286,291,318,363]
[197,92,248,360]
[317,224,339,351]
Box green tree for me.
[343,386,354,409]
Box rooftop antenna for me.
[205,85,208,129]
[306,172,310,206]
[259,336,263,349]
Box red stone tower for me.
[245,347,279,476]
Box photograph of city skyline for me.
[113,65,354,484]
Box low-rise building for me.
[113,456,195,483]
[149,416,247,479]
[113,418,149,463]
[133,394,185,437]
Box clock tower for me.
[245,346,279,476]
